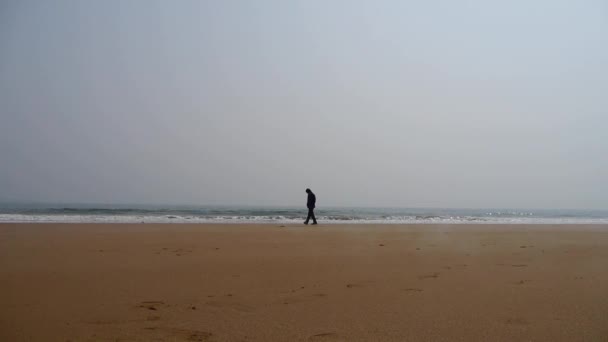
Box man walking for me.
[304,188,318,225]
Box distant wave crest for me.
[2,210,608,224]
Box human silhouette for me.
[304,188,317,225]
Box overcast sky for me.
[1,0,607,209]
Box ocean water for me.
[1,204,608,224]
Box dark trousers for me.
[305,208,317,224]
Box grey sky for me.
[1,0,607,209]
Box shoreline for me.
[4,221,608,225]
[3,222,608,230]
[3,207,608,225]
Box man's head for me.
[305,188,311,194]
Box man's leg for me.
[311,209,317,224]
[304,208,312,224]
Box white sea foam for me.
[2,214,608,224]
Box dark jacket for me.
[307,192,316,209]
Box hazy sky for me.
[1,0,607,209]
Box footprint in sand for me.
[403,288,424,293]
[282,292,328,305]
[308,332,345,341]
[87,319,123,325]
[146,327,213,341]
[137,301,167,311]
[289,286,308,293]
[514,280,531,285]
[418,273,440,279]
[205,300,253,313]
[511,264,527,267]
[346,281,374,288]
[185,330,213,341]
[156,247,193,256]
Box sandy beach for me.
[1,223,607,341]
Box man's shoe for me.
[312,222,318,225]
[304,221,308,225]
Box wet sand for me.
[1,223,608,341]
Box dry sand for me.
[1,223,607,341]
